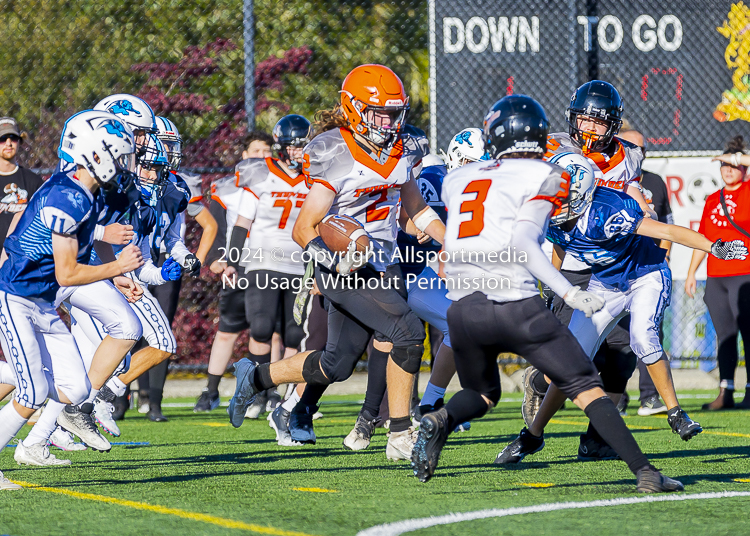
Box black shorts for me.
[447,292,602,404]
[299,295,327,352]
[218,277,250,333]
[245,270,304,349]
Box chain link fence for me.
[0,1,744,372]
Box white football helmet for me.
[94,94,157,134]
[155,116,182,171]
[58,110,137,187]
[446,128,486,170]
[548,152,597,225]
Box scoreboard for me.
[430,0,746,155]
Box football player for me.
[444,127,486,171]
[411,95,683,494]
[229,64,445,461]
[0,111,142,484]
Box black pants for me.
[448,293,602,404]
[314,264,424,382]
[552,270,637,394]
[704,274,750,384]
[245,270,304,348]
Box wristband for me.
[94,224,105,241]
[732,152,743,167]
[413,207,441,232]
[305,236,337,271]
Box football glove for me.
[711,239,748,261]
[336,240,373,276]
[563,286,605,318]
[183,253,202,276]
[160,257,182,281]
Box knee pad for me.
[284,325,305,350]
[104,308,143,341]
[249,317,275,344]
[302,351,332,386]
[391,344,423,374]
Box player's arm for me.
[163,212,200,276]
[52,233,143,287]
[400,176,444,245]
[101,223,134,245]
[626,184,657,220]
[685,249,708,298]
[193,208,218,265]
[552,244,566,270]
[0,210,24,267]
[636,218,713,254]
[292,183,335,248]
[227,214,253,272]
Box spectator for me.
[0,117,43,250]
[686,135,750,410]
[619,128,673,416]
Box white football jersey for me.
[235,157,308,275]
[303,128,427,271]
[443,158,570,303]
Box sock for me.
[720,379,735,390]
[107,376,127,397]
[294,384,327,414]
[390,416,411,433]
[24,401,65,446]
[0,361,16,386]
[362,347,389,417]
[281,388,301,412]
[250,351,272,365]
[532,370,550,394]
[207,373,222,398]
[252,363,275,392]
[0,402,29,454]
[420,382,446,407]
[149,359,169,407]
[444,389,490,432]
[85,388,100,405]
[584,396,649,475]
[585,421,606,444]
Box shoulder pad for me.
[235,158,270,190]
[401,131,429,162]
[163,179,190,213]
[210,175,238,199]
[546,133,583,157]
[303,129,354,187]
[177,171,203,201]
[616,137,644,173]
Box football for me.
[318,214,370,254]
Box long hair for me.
[312,106,349,138]
[724,135,747,155]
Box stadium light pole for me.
[243,0,255,130]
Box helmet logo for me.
[455,131,474,146]
[384,99,404,106]
[109,100,141,117]
[103,120,127,139]
[365,85,380,103]
[566,163,588,184]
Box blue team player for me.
[0,110,143,489]
[496,154,748,464]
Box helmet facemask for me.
[136,135,170,207]
[343,92,409,147]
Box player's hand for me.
[116,244,144,274]
[416,230,431,244]
[563,286,605,318]
[711,239,748,260]
[336,240,372,275]
[183,253,202,276]
[113,276,143,303]
[210,259,226,274]
[103,223,134,245]
[685,274,698,299]
[160,257,182,281]
[310,279,322,296]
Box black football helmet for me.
[272,114,311,170]
[566,80,623,153]
[483,95,549,159]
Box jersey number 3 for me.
[457,180,491,238]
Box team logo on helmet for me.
[455,131,474,146]
[108,100,141,117]
[103,119,128,138]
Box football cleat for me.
[636,465,685,493]
[266,389,283,412]
[111,394,129,421]
[638,395,668,416]
[616,391,630,416]
[57,404,112,452]
[667,407,703,441]
[268,406,302,447]
[0,471,21,490]
[49,426,86,451]
[386,427,418,461]
[289,406,317,444]
[245,390,268,419]
[194,389,221,412]
[416,400,470,433]
[577,433,620,461]
[343,412,382,451]
[522,367,545,428]
[494,427,545,464]
[411,407,449,482]
[147,407,168,422]
[228,359,259,428]
[15,441,71,467]
[93,386,121,437]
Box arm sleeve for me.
[164,212,191,266]
[187,202,204,217]
[133,236,166,285]
[512,199,574,298]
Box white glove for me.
[711,239,748,261]
[336,240,373,275]
[563,286,605,318]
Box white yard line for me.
[356,491,750,536]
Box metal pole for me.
[586,0,599,81]
[243,0,255,131]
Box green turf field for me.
[1,391,750,536]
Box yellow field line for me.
[549,419,750,438]
[292,487,338,493]
[513,482,555,488]
[12,480,316,536]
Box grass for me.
[1,390,750,536]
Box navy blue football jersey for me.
[546,188,666,291]
[397,163,447,277]
[148,173,189,259]
[0,172,105,302]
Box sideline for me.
[356,491,750,536]
[11,480,317,536]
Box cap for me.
[0,118,21,139]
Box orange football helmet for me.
[340,64,409,146]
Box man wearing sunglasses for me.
[0,117,43,253]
